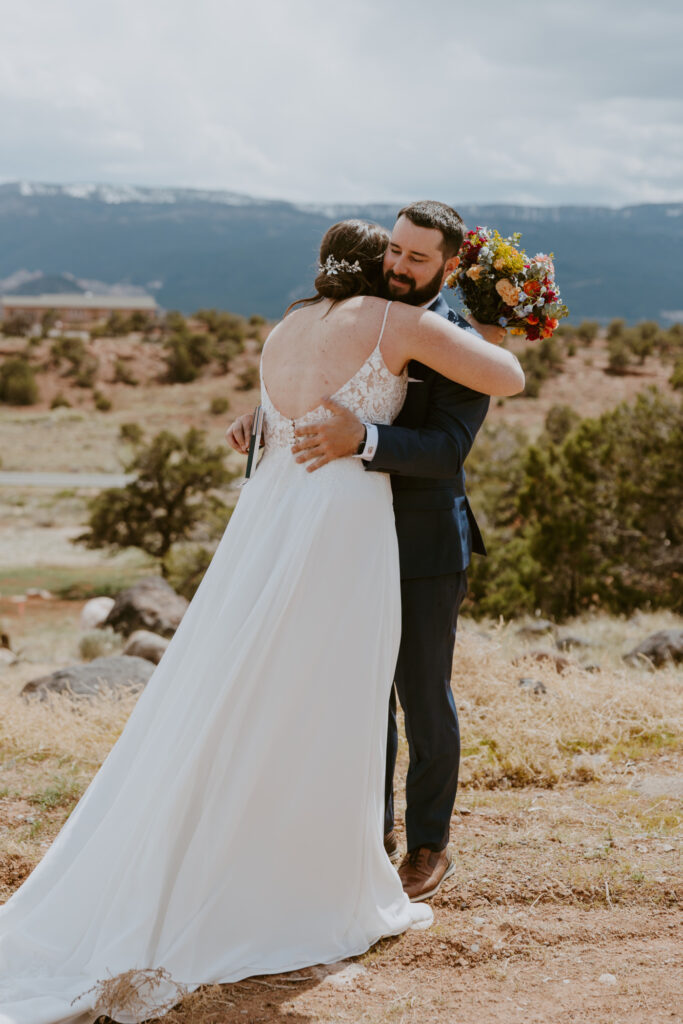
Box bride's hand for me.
[226,413,254,454]
[466,314,506,346]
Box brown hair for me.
[397,200,465,258]
[284,219,390,316]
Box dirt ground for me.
[1,601,681,1024]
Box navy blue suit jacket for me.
[366,293,489,580]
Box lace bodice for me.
[260,301,407,452]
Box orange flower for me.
[495,278,520,306]
[526,314,539,325]
[523,280,541,296]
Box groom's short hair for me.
[396,201,465,258]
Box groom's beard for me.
[382,263,445,307]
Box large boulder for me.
[123,630,170,665]
[79,596,115,631]
[104,577,188,639]
[21,655,154,700]
[624,629,683,668]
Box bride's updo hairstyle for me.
[284,219,390,316]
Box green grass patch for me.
[27,776,83,810]
[0,560,155,598]
[609,729,680,762]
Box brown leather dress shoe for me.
[398,846,455,901]
[384,829,400,864]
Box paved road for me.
[0,471,135,488]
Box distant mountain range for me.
[1,181,681,323]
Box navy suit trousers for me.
[384,570,468,852]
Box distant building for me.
[1,293,158,327]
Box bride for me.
[0,219,523,1024]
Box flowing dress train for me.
[0,300,432,1024]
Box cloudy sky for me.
[1,0,681,206]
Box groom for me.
[227,201,500,902]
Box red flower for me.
[526,326,541,341]
[523,280,541,297]
[526,314,539,325]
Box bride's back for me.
[261,296,391,421]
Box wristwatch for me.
[355,425,367,456]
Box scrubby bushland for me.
[209,396,230,415]
[113,358,138,386]
[517,337,564,398]
[466,389,683,620]
[0,357,38,405]
[1,313,32,337]
[236,364,260,391]
[163,331,215,384]
[76,427,234,573]
[605,319,682,375]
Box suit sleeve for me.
[365,377,490,478]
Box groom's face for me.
[382,215,456,306]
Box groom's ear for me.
[440,253,460,287]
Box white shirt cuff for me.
[353,422,378,461]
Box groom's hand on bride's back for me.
[225,413,254,454]
[292,398,365,472]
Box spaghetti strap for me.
[377,300,392,347]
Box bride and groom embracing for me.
[0,202,523,1023]
[227,201,511,900]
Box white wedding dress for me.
[0,301,432,1024]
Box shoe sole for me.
[408,858,455,902]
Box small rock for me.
[21,655,154,700]
[470,943,480,953]
[599,973,617,986]
[518,677,547,695]
[473,916,486,926]
[79,596,115,631]
[572,752,608,771]
[515,650,570,673]
[0,648,18,667]
[556,634,590,651]
[323,964,367,988]
[516,619,556,639]
[624,629,683,668]
[26,588,53,600]
[582,662,602,673]
[123,630,170,665]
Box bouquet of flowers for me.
[447,227,569,341]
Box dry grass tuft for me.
[0,682,138,772]
[452,621,683,789]
[74,966,190,1019]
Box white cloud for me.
[0,0,681,204]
